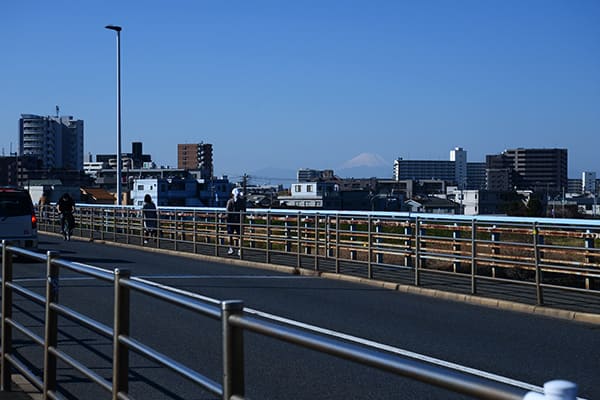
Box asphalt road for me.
[6,234,600,399]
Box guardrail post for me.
[533,223,544,306]
[101,210,105,240]
[125,209,130,245]
[524,380,577,400]
[304,217,311,255]
[452,223,461,272]
[404,223,412,268]
[414,217,420,286]
[471,219,477,295]
[584,230,594,290]
[113,209,117,241]
[155,209,161,249]
[43,251,60,398]
[266,213,271,264]
[113,268,131,400]
[326,215,332,258]
[248,215,255,249]
[222,300,244,400]
[239,211,245,258]
[204,212,211,244]
[335,216,340,273]
[215,211,221,257]
[90,207,94,240]
[174,213,180,252]
[314,213,319,271]
[296,214,301,268]
[367,215,373,279]
[1,241,13,391]
[375,219,383,265]
[285,216,292,253]
[490,226,499,278]
[349,219,357,261]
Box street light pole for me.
[105,25,122,205]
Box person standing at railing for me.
[142,194,158,244]
[38,190,49,223]
[226,188,246,256]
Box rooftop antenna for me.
[56,105,59,117]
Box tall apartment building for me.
[582,171,597,194]
[393,159,455,181]
[19,114,84,170]
[485,148,568,192]
[177,143,213,179]
[466,162,487,190]
[450,147,467,189]
[393,147,484,189]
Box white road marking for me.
[243,307,548,394]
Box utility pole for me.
[242,174,248,195]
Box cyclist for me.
[57,193,75,240]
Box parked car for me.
[0,187,38,249]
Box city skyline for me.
[1,1,599,178]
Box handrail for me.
[35,204,600,309]
[1,240,580,399]
[61,202,600,228]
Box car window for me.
[0,192,33,217]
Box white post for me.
[523,380,577,400]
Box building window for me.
[137,185,144,190]
[307,185,313,192]
[295,185,302,193]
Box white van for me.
[0,187,38,249]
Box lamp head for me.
[105,25,122,32]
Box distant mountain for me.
[340,153,388,169]
[338,153,392,179]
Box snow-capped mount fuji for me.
[338,153,392,178]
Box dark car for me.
[0,187,38,248]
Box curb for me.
[57,233,600,326]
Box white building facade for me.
[278,182,341,209]
[19,114,84,170]
[582,171,597,194]
[450,147,467,189]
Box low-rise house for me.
[131,177,232,208]
[405,197,461,214]
[278,182,341,209]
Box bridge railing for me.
[1,241,578,399]
[37,204,600,306]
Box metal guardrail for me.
[1,241,579,399]
[37,205,600,307]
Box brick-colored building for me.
[177,143,213,179]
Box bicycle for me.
[61,212,74,241]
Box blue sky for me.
[1,1,599,180]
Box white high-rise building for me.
[450,147,467,189]
[19,114,84,170]
[582,171,597,194]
